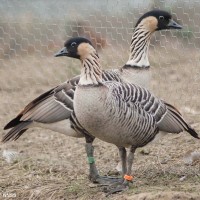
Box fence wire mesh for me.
[0,0,200,199]
[1,1,200,122]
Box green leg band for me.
[88,156,95,164]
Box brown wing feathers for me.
[4,88,55,130]
[2,77,79,143]
[2,88,56,143]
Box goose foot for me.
[103,180,130,196]
[91,175,123,186]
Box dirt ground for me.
[0,40,200,199]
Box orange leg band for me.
[124,174,133,181]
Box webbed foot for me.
[91,175,123,186]
[103,180,131,196]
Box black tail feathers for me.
[4,114,22,130]
[187,125,200,139]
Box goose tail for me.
[165,102,199,139]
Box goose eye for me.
[159,16,164,20]
[71,42,77,47]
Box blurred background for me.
[0,0,200,199]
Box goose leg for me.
[104,146,136,195]
[85,138,99,182]
[85,136,122,185]
[71,112,121,185]
[118,146,127,176]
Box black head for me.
[135,10,182,31]
[55,37,94,59]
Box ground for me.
[0,40,200,199]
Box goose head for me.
[135,10,182,32]
[54,37,95,60]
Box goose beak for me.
[167,19,182,29]
[54,47,68,57]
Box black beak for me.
[54,47,68,57]
[167,19,182,29]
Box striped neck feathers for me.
[79,52,103,86]
[125,23,153,68]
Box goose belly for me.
[74,87,111,139]
[74,86,157,147]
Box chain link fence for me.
[1,0,200,122]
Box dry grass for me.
[0,39,200,199]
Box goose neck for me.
[125,26,152,68]
[79,53,103,86]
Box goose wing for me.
[109,82,167,123]
[109,82,199,139]
[4,76,80,130]
[107,82,159,146]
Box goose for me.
[63,37,199,193]
[2,10,182,185]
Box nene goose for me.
[3,10,182,185]
[63,37,199,193]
